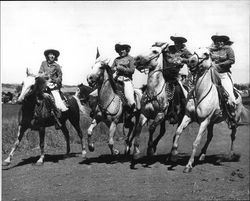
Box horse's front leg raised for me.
[108,121,119,155]
[3,125,28,166]
[87,119,97,152]
[170,115,192,163]
[36,127,46,165]
[184,119,210,173]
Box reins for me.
[97,69,121,116]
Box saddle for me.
[113,78,128,106]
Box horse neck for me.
[146,55,165,94]
[98,68,116,104]
[194,68,213,100]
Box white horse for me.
[86,58,142,155]
[170,47,250,173]
[132,43,187,159]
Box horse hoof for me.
[183,167,192,173]
[2,161,10,166]
[35,161,44,166]
[113,149,120,155]
[199,154,206,162]
[124,148,130,156]
[147,148,154,156]
[88,144,95,152]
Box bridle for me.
[189,52,209,74]
[137,46,167,74]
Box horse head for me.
[87,57,111,88]
[134,43,168,73]
[17,68,47,103]
[188,47,212,75]
[17,68,37,102]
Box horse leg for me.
[124,123,134,156]
[59,123,70,156]
[69,117,87,158]
[152,120,166,154]
[108,121,119,155]
[36,127,46,165]
[199,123,214,161]
[170,115,191,162]
[147,112,165,156]
[184,119,210,173]
[229,126,237,159]
[87,119,97,152]
[3,125,28,166]
[133,114,147,159]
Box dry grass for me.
[2,103,123,155]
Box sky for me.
[1,1,249,88]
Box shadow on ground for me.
[2,152,81,170]
[79,152,241,170]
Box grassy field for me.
[2,95,250,155]
[2,103,125,155]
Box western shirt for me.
[111,55,135,80]
[210,45,235,73]
[38,61,63,87]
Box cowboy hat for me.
[115,43,131,53]
[170,35,187,43]
[44,49,60,58]
[211,34,230,42]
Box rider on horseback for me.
[209,34,237,128]
[37,49,68,129]
[111,42,136,113]
[153,35,192,123]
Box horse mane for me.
[103,64,118,93]
[34,76,47,94]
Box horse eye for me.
[152,50,158,54]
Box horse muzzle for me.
[87,75,97,88]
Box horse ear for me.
[102,58,110,65]
[161,43,169,52]
[26,68,30,76]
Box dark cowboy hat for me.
[44,49,60,58]
[170,35,187,43]
[115,43,131,53]
[211,34,230,42]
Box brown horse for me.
[3,68,86,166]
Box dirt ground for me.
[2,122,249,201]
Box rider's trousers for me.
[218,72,236,105]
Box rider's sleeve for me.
[38,61,46,74]
[53,66,63,86]
[116,56,135,76]
[111,59,117,74]
[181,48,192,64]
[217,47,235,68]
